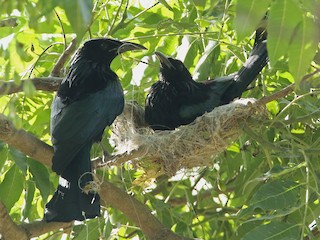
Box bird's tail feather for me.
[44,144,100,222]
[221,29,268,104]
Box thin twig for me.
[54,9,67,49]
[50,38,77,77]
[107,0,126,35]
[257,83,295,105]
[27,42,64,79]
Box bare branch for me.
[50,38,77,77]
[0,77,62,95]
[20,220,72,239]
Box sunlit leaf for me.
[60,0,93,41]
[22,80,36,97]
[193,40,218,80]
[288,16,319,88]
[74,218,102,239]
[0,164,24,211]
[234,0,271,41]
[268,0,303,66]
[266,100,280,115]
[158,0,173,11]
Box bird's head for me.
[155,51,193,83]
[78,38,147,64]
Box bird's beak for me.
[117,41,147,54]
[155,51,175,69]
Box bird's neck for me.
[57,58,118,103]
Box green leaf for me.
[268,0,303,66]
[176,36,198,69]
[303,0,320,19]
[0,165,24,211]
[27,158,51,201]
[193,0,206,11]
[234,0,271,41]
[239,180,301,217]
[104,218,113,239]
[288,16,319,88]
[74,218,102,240]
[9,147,27,174]
[193,40,218,81]
[266,100,280,115]
[15,40,33,62]
[241,221,300,240]
[22,180,35,220]
[60,0,93,41]
[23,80,36,97]
[0,143,8,171]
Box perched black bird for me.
[145,31,268,130]
[44,38,146,222]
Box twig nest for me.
[110,99,267,178]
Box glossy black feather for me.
[145,31,268,130]
[44,38,145,222]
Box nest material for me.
[110,99,267,177]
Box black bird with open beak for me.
[145,30,268,130]
[44,38,146,222]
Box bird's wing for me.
[179,77,234,120]
[50,81,124,174]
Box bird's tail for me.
[44,144,100,222]
[221,28,268,104]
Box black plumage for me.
[145,31,268,130]
[44,38,146,222]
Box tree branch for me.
[0,114,53,166]
[50,38,77,77]
[0,38,77,96]
[257,83,295,105]
[0,202,28,240]
[0,77,62,95]
[0,200,72,239]
[100,181,193,240]
[20,220,72,239]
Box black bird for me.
[145,31,268,130]
[44,38,146,222]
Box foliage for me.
[0,0,320,239]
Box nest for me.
[110,99,267,178]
